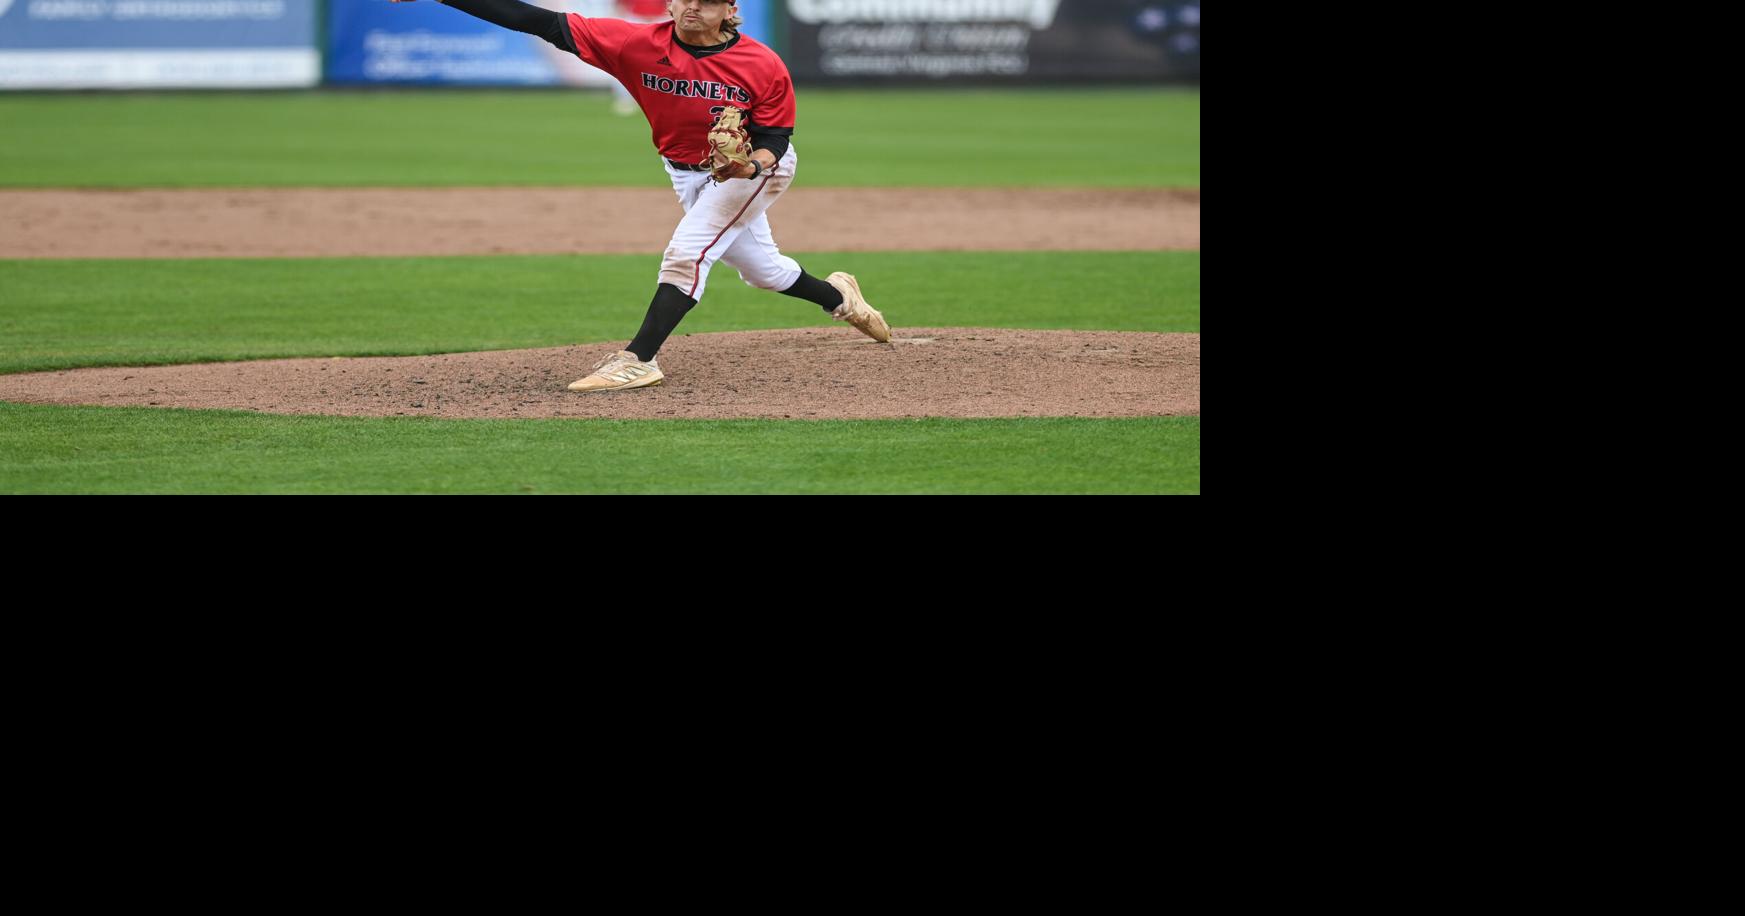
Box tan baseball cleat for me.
[825,272,892,343]
[567,349,664,393]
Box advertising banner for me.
[0,0,321,89]
[782,0,1199,83]
[327,0,775,87]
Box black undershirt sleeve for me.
[749,127,792,161]
[437,0,575,54]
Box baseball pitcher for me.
[391,0,894,392]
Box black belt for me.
[666,158,710,172]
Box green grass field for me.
[0,251,1199,374]
[0,403,1199,495]
[1,88,1200,494]
[0,88,1200,188]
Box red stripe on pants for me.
[689,171,776,299]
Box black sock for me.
[780,270,844,313]
[627,283,698,362]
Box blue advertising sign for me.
[328,0,773,87]
[0,0,320,88]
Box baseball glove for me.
[703,106,754,181]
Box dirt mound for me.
[0,328,1199,420]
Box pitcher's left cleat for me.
[568,350,664,393]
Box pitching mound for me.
[0,328,1198,421]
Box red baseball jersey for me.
[566,17,796,164]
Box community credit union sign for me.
[788,0,1063,28]
[787,0,1065,78]
[782,0,1195,83]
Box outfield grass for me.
[0,88,1200,188]
[0,402,1199,494]
[0,250,1200,374]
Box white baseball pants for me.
[658,145,802,302]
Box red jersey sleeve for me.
[753,68,796,130]
[565,15,641,74]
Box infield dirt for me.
[0,188,1199,258]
